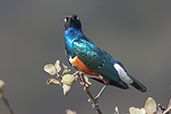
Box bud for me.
[61,74,75,86]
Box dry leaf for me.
[139,108,146,114]
[0,80,5,93]
[44,64,56,75]
[62,69,71,75]
[46,78,61,85]
[62,63,68,70]
[114,106,119,114]
[168,98,171,108]
[63,84,71,96]
[129,107,146,114]
[144,97,157,114]
[55,60,61,73]
[62,74,75,86]
[66,109,77,114]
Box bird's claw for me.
[88,98,99,109]
[92,103,100,109]
[88,97,99,103]
[94,95,100,101]
[88,98,91,103]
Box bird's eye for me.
[76,16,80,20]
[64,17,69,22]
[73,16,79,20]
[64,18,67,22]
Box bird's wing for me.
[73,39,128,88]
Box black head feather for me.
[64,14,81,30]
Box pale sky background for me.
[0,0,171,114]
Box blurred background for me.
[0,0,171,114]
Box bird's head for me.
[64,14,81,30]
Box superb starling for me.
[64,14,146,94]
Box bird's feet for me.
[88,98,99,109]
[92,103,100,109]
[94,93,101,101]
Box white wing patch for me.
[114,63,133,84]
[69,56,77,64]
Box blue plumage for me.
[64,14,146,92]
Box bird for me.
[64,14,146,96]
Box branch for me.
[163,98,171,114]
[79,73,103,114]
[0,94,14,114]
[85,88,103,114]
[44,59,171,114]
[163,106,171,114]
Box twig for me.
[79,73,103,114]
[85,88,103,114]
[163,106,171,114]
[163,98,171,114]
[0,94,14,114]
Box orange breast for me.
[70,56,109,83]
[71,56,99,76]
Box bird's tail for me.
[129,75,147,92]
